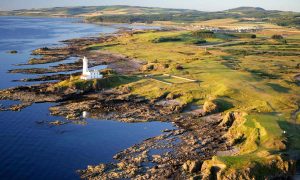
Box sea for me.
[0,16,174,180]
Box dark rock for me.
[8,50,18,54]
[49,120,67,126]
[182,160,202,173]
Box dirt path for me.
[198,41,239,48]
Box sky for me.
[0,0,299,12]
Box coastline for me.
[0,17,298,179]
[0,27,233,178]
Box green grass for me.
[152,74,195,84]
[151,31,227,45]
[217,154,263,169]
[246,114,285,150]
[53,75,141,91]
[83,28,300,176]
[92,30,299,113]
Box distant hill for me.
[228,7,266,12]
[0,5,198,17]
[0,6,299,28]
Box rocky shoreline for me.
[78,113,230,179]
[0,28,294,179]
[2,29,294,179]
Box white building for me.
[80,57,103,80]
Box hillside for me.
[85,7,299,28]
[0,6,299,28]
[228,7,266,12]
[0,5,197,17]
[2,5,299,28]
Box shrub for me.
[271,34,283,39]
[163,64,170,68]
[101,68,115,76]
[141,63,169,71]
[229,33,256,39]
[190,39,207,45]
[152,37,182,43]
[176,64,184,70]
[147,64,154,70]
[92,79,99,89]
[192,30,215,38]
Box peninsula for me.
[0,5,299,179]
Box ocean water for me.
[0,16,172,180]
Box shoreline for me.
[0,23,298,179]
[0,27,233,178]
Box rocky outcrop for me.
[0,84,63,103]
[0,101,32,111]
[79,121,229,179]
[78,111,230,179]
[182,160,202,173]
[8,50,18,54]
[203,99,219,115]
[14,72,81,82]
[28,55,70,65]
[219,111,244,129]
[49,90,178,122]
[9,59,103,74]
[49,120,68,126]
[201,155,296,180]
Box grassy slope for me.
[53,74,140,91]
[84,23,300,176]
[0,5,195,17]
[1,6,299,28]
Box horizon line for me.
[2,4,299,13]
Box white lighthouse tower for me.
[80,56,103,80]
[82,56,89,75]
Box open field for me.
[82,23,300,177]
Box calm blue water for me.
[0,16,171,180]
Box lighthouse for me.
[80,57,103,80]
[82,56,89,75]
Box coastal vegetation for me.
[0,5,299,179]
[84,9,300,28]
[83,23,300,178]
[53,74,140,92]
